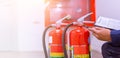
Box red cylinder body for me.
[70,26,90,58]
[49,28,64,58]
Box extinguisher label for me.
[74,54,89,58]
[49,36,53,43]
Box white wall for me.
[0,0,17,51]
[0,0,45,51]
[96,0,120,19]
[17,0,45,51]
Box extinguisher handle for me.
[56,15,71,24]
[77,12,93,22]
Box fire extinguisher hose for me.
[62,23,73,58]
[42,25,52,58]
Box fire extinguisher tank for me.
[49,28,64,58]
[70,26,90,58]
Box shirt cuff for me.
[111,30,120,46]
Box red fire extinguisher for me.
[49,27,64,58]
[42,15,71,58]
[62,13,94,58]
[70,26,90,58]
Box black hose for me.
[89,37,91,58]
[62,23,73,58]
[42,25,52,58]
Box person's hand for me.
[88,27,111,41]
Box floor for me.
[0,50,102,58]
[0,51,44,58]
